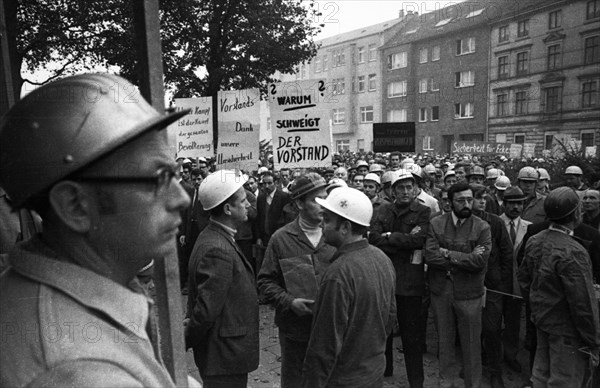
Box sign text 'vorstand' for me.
[269,80,332,170]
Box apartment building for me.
[488,0,600,155]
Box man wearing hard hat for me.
[302,187,396,387]
[564,165,588,198]
[186,169,259,387]
[258,173,336,388]
[0,74,191,387]
[517,167,546,225]
[518,187,600,387]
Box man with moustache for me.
[258,173,337,388]
[425,181,492,388]
[582,189,600,230]
[517,167,546,225]
[186,170,259,388]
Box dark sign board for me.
[372,122,415,153]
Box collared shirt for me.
[210,218,237,238]
[266,189,276,205]
[451,211,464,227]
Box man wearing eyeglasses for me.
[424,181,492,388]
[0,74,191,387]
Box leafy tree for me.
[4,0,320,100]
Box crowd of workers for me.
[0,74,599,388]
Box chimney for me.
[399,9,405,19]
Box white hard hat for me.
[369,163,383,173]
[424,164,436,174]
[327,177,348,192]
[518,166,539,181]
[565,165,583,175]
[257,166,269,175]
[364,173,381,185]
[401,158,415,168]
[494,176,511,191]
[538,168,550,181]
[392,169,415,187]
[381,171,397,185]
[407,164,423,179]
[316,187,372,227]
[198,170,247,210]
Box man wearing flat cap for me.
[258,173,336,388]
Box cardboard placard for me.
[172,97,213,159]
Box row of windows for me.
[387,71,473,98]
[332,106,374,124]
[493,131,596,150]
[494,79,600,116]
[496,36,599,79]
[313,44,378,73]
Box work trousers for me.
[532,330,588,388]
[201,373,248,388]
[280,335,308,388]
[431,281,483,388]
[502,296,522,362]
[482,291,503,376]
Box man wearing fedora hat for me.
[258,173,337,388]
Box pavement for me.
[185,304,532,388]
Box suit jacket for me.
[186,221,259,376]
[257,189,291,243]
[235,189,257,242]
[500,214,531,296]
[185,189,211,255]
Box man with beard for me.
[517,167,546,225]
[369,170,430,386]
[424,181,492,388]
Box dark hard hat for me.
[544,187,580,221]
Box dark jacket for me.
[257,218,336,341]
[518,228,600,348]
[473,210,513,293]
[302,240,396,388]
[257,189,291,244]
[369,200,430,296]
[186,221,259,376]
[485,191,504,216]
[235,189,257,242]
[424,213,492,300]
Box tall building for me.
[488,0,600,155]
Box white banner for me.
[216,89,260,171]
[172,97,213,159]
[269,80,331,169]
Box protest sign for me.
[509,144,523,159]
[372,123,415,153]
[216,89,260,171]
[450,141,514,157]
[586,146,597,158]
[269,80,331,169]
[522,143,536,158]
[171,97,213,159]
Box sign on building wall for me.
[269,80,331,169]
[372,123,415,153]
[451,141,534,159]
[171,97,213,159]
[216,89,260,171]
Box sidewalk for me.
[185,304,531,387]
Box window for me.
[323,55,328,70]
[581,131,595,148]
[387,109,407,122]
[496,93,508,116]
[455,71,475,87]
[515,90,528,114]
[584,36,600,65]
[333,49,345,67]
[496,134,507,143]
[368,74,376,91]
[336,140,350,152]
[582,80,599,108]
[418,108,428,122]
[431,78,440,91]
[300,65,307,79]
[455,102,474,118]
[431,106,440,121]
[543,86,562,113]
[549,10,561,29]
[517,20,529,37]
[516,52,529,75]
[423,136,433,150]
[498,56,509,78]
[588,0,600,19]
[419,79,428,93]
[357,46,365,63]
[419,48,428,63]
[547,44,561,70]
[388,52,407,69]
[332,78,345,95]
[368,44,377,61]
[498,25,509,43]
[432,46,440,61]
[360,106,374,123]
[315,57,322,73]
[456,37,475,55]
[357,139,365,152]
[544,133,555,150]
[332,108,346,124]
[514,133,526,144]
[357,76,365,92]
[388,81,407,98]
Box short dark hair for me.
[261,171,274,180]
[332,211,368,236]
[390,151,401,159]
[191,168,201,178]
[448,181,471,202]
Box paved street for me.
[185,304,532,388]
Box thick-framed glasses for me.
[73,166,181,194]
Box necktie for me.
[456,219,462,228]
[509,220,516,243]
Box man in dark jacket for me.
[471,184,513,388]
[369,169,430,386]
[186,170,259,388]
[424,181,492,388]
[257,171,291,246]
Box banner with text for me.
[217,89,260,171]
[451,141,530,158]
[372,123,415,153]
[172,97,213,159]
[269,80,331,169]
